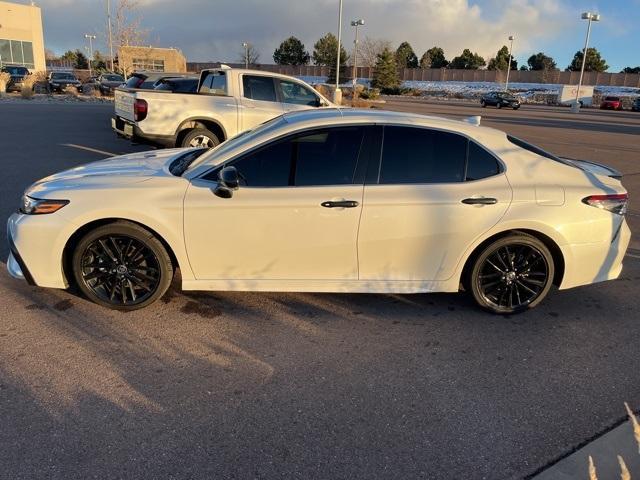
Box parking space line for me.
[61,143,116,157]
[626,253,640,260]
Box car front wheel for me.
[71,221,173,310]
[468,233,554,314]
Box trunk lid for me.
[115,89,136,122]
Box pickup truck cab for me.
[112,67,333,148]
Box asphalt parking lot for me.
[1,101,639,479]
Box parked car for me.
[112,67,333,149]
[95,73,125,95]
[600,96,622,110]
[480,91,521,109]
[123,71,196,90]
[1,65,30,92]
[47,72,82,93]
[8,109,630,314]
[632,97,640,112]
[153,77,198,93]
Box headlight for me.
[20,195,69,215]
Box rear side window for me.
[200,71,227,95]
[243,75,277,102]
[466,142,500,181]
[379,126,467,184]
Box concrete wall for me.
[187,62,640,88]
[119,46,186,75]
[0,0,46,71]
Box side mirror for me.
[214,165,240,198]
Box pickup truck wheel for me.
[181,128,220,149]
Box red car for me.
[600,96,622,110]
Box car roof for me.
[280,108,506,139]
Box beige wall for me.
[118,46,186,75]
[0,0,45,71]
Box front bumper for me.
[6,224,35,285]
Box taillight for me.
[134,99,148,121]
[582,193,628,215]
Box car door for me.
[357,125,512,282]
[183,125,371,281]
[276,79,323,113]
[239,74,285,131]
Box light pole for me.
[505,35,514,91]
[351,19,364,92]
[84,34,96,77]
[334,0,343,104]
[242,42,249,69]
[573,12,600,113]
[106,0,114,72]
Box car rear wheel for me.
[71,222,173,310]
[497,103,502,109]
[468,233,554,314]
[181,128,220,149]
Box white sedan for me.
[7,109,630,314]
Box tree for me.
[115,0,148,48]
[312,33,348,66]
[357,37,391,67]
[74,50,89,69]
[519,65,528,71]
[395,41,418,68]
[526,52,556,71]
[60,50,78,63]
[487,45,517,71]
[92,50,108,71]
[239,44,260,65]
[567,47,608,72]
[273,36,309,65]
[419,46,448,69]
[621,66,640,74]
[449,49,486,69]
[44,48,58,61]
[371,47,401,93]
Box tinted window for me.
[104,75,124,81]
[232,140,293,187]
[380,127,467,184]
[466,142,500,180]
[278,80,320,106]
[243,75,277,102]
[294,127,363,186]
[200,71,227,95]
[125,75,145,88]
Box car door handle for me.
[321,200,360,208]
[461,197,498,205]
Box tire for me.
[480,100,486,108]
[71,221,174,311]
[496,102,502,109]
[513,105,520,110]
[468,233,554,314]
[180,127,220,149]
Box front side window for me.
[242,75,277,102]
[379,126,467,184]
[204,126,365,187]
[278,80,320,106]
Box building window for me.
[131,58,165,72]
[0,39,35,69]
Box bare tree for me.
[238,44,260,66]
[356,36,391,67]
[114,0,148,48]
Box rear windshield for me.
[507,135,575,167]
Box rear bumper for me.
[111,116,176,148]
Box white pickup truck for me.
[112,67,333,148]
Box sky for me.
[29,0,640,72]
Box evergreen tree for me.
[449,49,486,70]
[313,33,349,83]
[527,52,557,71]
[487,45,517,71]
[371,47,400,93]
[419,46,448,68]
[567,48,608,72]
[621,66,640,74]
[74,50,89,69]
[273,36,310,65]
[395,41,418,68]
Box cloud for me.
[37,0,571,63]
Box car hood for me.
[28,148,190,193]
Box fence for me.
[186,62,640,87]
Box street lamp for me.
[573,12,600,113]
[334,0,344,104]
[84,34,96,77]
[242,42,249,69]
[505,35,514,92]
[351,19,365,92]
[106,0,114,72]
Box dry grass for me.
[0,71,11,94]
[588,456,597,480]
[63,85,79,97]
[624,401,640,453]
[617,455,631,480]
[314,84,331,99]
[20,75,36,99]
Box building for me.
[0,0,45,71]
[118,46,186,74]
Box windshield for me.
[104,75,124,81]
[185,116,289,173]
[4,66,28,75]
[53,73,75,80]
[499,93,516,100]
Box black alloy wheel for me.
[72,222,173,310]
[469,234,554,314]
